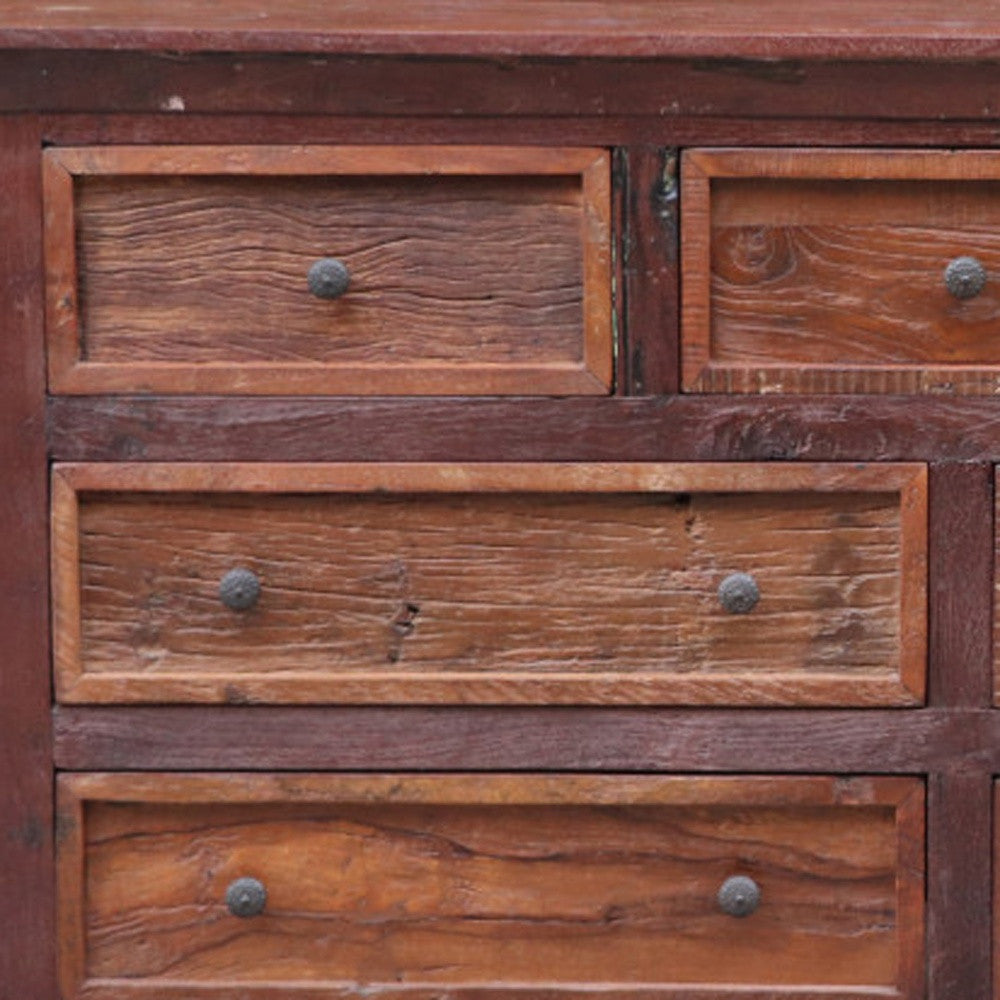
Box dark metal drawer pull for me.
[717,875,761,917]
[944,255,987,299]
[717,572,760,614]
[226,877,267,918]
[219,568,261,611]
[307,257,351,299]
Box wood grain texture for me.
[57,773,923,997]
[4,0,1000,59]
[925,767,992,1000]
[52,462,926,706]
[621,147,679,394]
[984,465,1000,705]
[61,989,918,1000]
[929,464,993,707]
[45,145,610,396]
[0,116,56,1000]
[12,53,1000,122]
[49,706,990,773]
[47,394,1000,464]
[683,148,1000,394]
[43,111,1000,153]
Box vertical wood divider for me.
[621,145,679,395]
[926,462,994,999]
[928,462,993,707]
[0,116,56,999]
[927,764,993,1000]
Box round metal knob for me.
[226,877,267,918]
[717,875,761,917]
[944,255,987,300]
[718,572,760,615]
[307,257,351,300]
[219,568,261,611]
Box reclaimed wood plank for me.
[930,464,992,706]
[684,148,1000,394]
[59,773,922,995]
[5,1,1000,61]
[53,706,982,772]
[49,395,1000,463]
[0,115,55,1000]
[45,145,611,396]
[52,462,925,707]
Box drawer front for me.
[683,148,1000,394]
[52,462,927,706]
[43,145,611,395]
[57,773,925,999]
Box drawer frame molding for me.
[682,147,1000,395]
[43,144,612,396]
[51,461,928,707]
[56,771,926,1000]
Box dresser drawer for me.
[683,148,1000,394]
[52,462,927,706]
[43,145,611,395]
[57,773,924,999]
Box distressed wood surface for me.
[929,464,993,707]
[621,146,679,394]
[57,773,922,996]
[13,54,1000,122]
[43,111,1000,154]
[65,990,920,1000]
[49,705,987,773]
[45,145,610,395]
[52,462,925,706]
[926,766,992,1000]
[51,394,1000,463]
[4,0,1000,59]
[684,149,1000,393]
[0,116,56,1000]
[985,466,1000,705]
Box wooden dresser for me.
[4,3,1000,998]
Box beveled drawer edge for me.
[56,772,925,1000]
[42,144,612,396]
[679,146,1000,396]
[51,461,927,707]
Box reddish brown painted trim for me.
[51,706,995,773]
[10,1,1000,61]
[0,116,55,1000]
[45,395,1000,463]
[40,112,1000,149]
[928,464,994,707]
[10,52,1000,119]
[927,766,993,1000]
[620,146,679,394]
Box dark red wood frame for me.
[0,42,996,999]
[0,116,56,998]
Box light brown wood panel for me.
[52,462,927,706]
[682,148,1000,394]
[56,773,924,999]
[44,145,611,395]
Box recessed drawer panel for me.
[57,773,925,999]
[52,462,927,706]
[43,145,611,395]
[683,148,1000,394]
